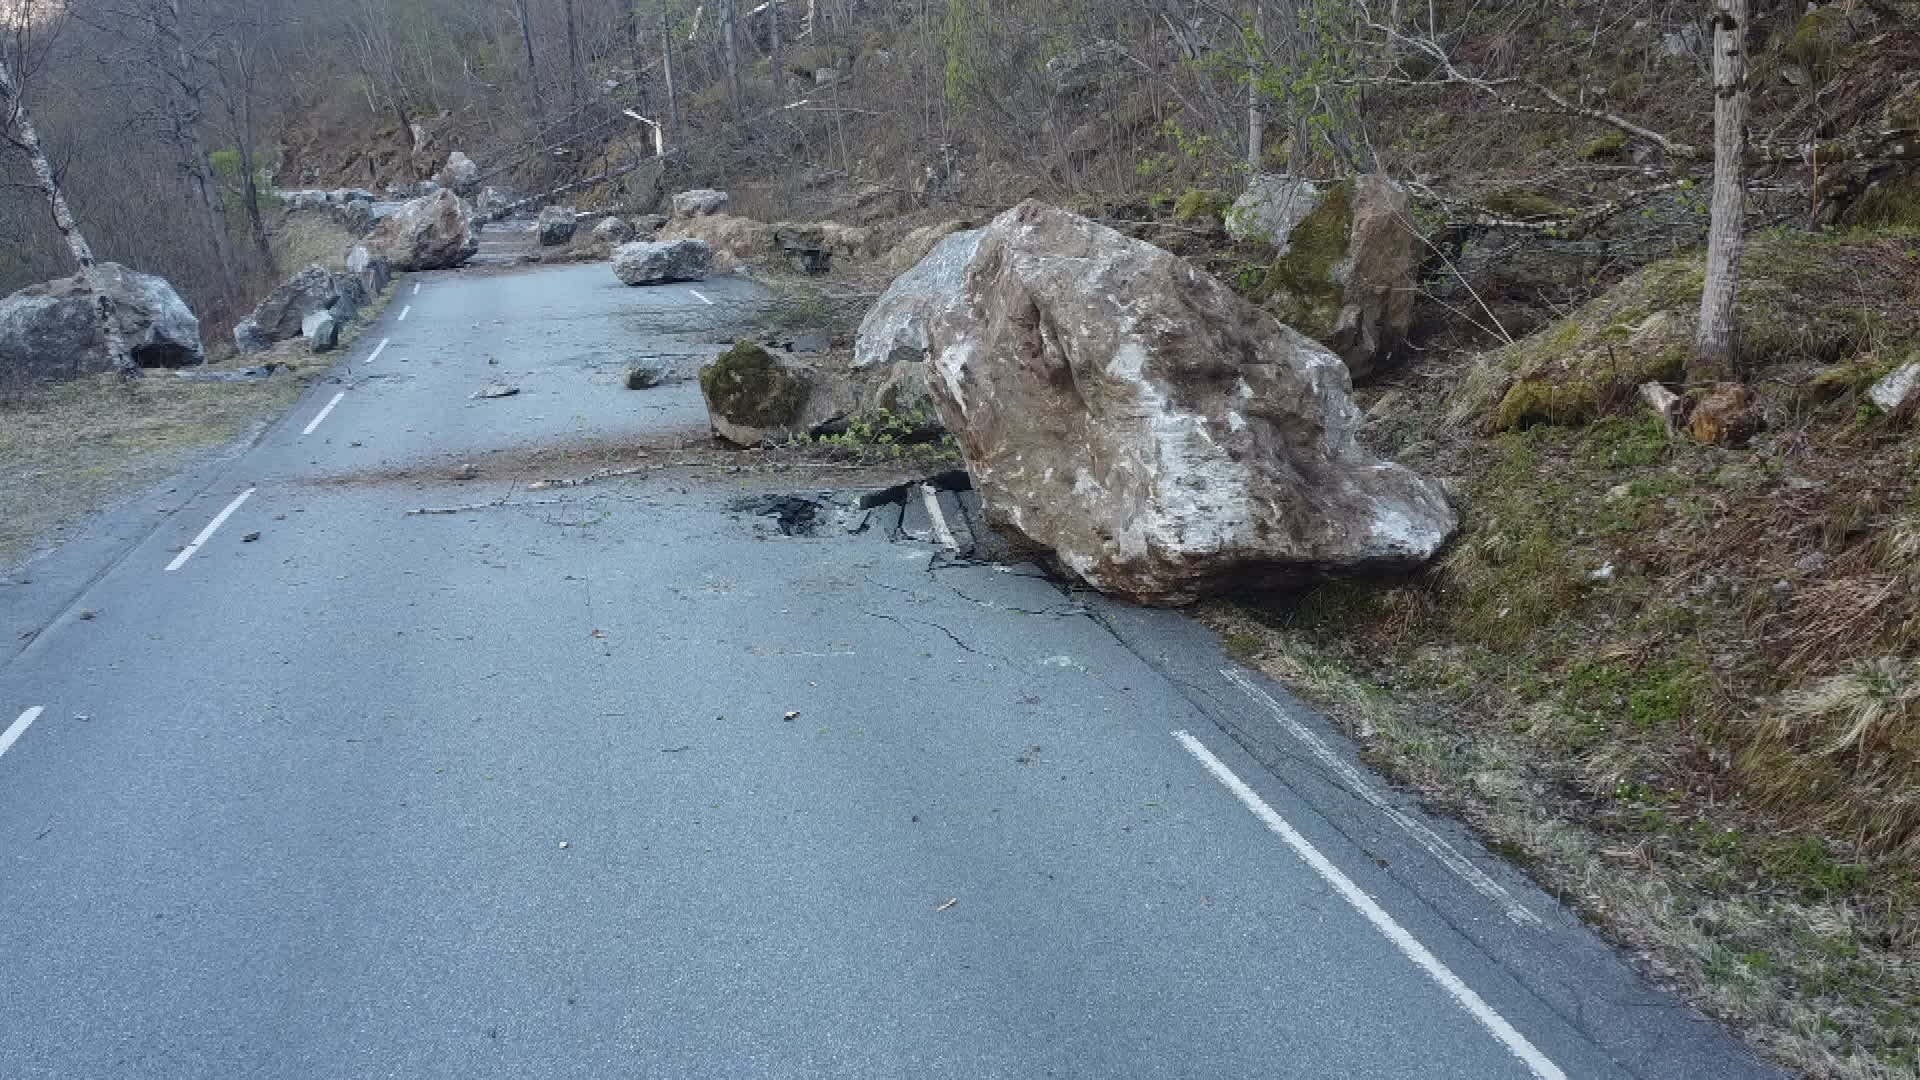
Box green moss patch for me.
[1461,230,1920,431]
[1255,179,1353,340]
[1171,187,1233,225]
[698,342,809,427]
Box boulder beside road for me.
[612,239,712,285]
[0,264,204,382]
[362,189,479,271]
[923,200,1456,604]
[670,189,730,218]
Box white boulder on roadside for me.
[923,200,1456,604]
[612,238,713,285]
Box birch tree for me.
[0,5,135,376]
[1693,0,1748,383]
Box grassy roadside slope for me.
[1210,229,1920,1078]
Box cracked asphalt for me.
[0,263,1781,1078]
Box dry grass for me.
[1198,227,1920,1077]
[0,370,306,569]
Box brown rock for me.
[925,200,1456,604]
[1690,382,1758,445]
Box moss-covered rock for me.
[1848,174,1920,229]
[1256,179,1353,342]
[1458,230,1920,432]
[700,342,808,430]
[1172,188,1233,225]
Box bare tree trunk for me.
[1246,0,1266,171]
[770,0,787,103]
[513,0,542,120]
[562,0,584,113]
[163,0,238,308]
[1694,0,1749,383]
[658,0,681,134]
[719,0,744,119]
[0,55,136,376]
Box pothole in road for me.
[727,471,1026,562]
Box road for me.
[0,263,1779,1079]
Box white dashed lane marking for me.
[165,489,255,572]
[1,706,43,763]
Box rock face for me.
[924,201,1456,604]
[698,341,854,447]
[612,239,712,285]
[437,151,481,196]
[537,206,578,247]
[362,189,479,271]
[886,220,972,273]
[591,215,636,246]
[854,229,982,371]
[671,189,731,218]
[1227,174,1324,247]
[0,264,204,381]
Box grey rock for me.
[853,229,983,370]
[924,200,1456,604]
[537,205,579,247]
[1325,175,1416,381]
[437,151,481,196]
[1869,362,1920,415]
[472,382,521,400]
[612,239,712,285]
[591,216,636,246]
[630,214,669,239]
[1226,174,1324,248]
[302,310,340,353]
[670,189,730,218]
[0,263,205,381]
[362,189,479,271]
[235,266,340,350]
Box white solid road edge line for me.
[1173,731,1567,1080]
[302,392,345,436]
[364,337,390,365]
[688,288,714,306]
[0,706,44,761]
[165,488,255,572]
[397,305,412,321]
[1221,667,1543,929]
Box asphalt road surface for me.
[0,264,1783,1079]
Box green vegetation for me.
[1254,178,1352,340]
[1171,188,1233,225]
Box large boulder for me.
[854,229,982,371]
[1324,175,1416,381]
[590,215,636,246]
[0,263,204,381]
[698,341,855,446]
[237,265,341,349]
[537,205,578,247]
[612,238,713,285]
[437,151,481,196]
[1236,174,1416,380]
[362,189,479,271]
[924,201,1456,604]
[886,219,972,273]
[671,188,731,218]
